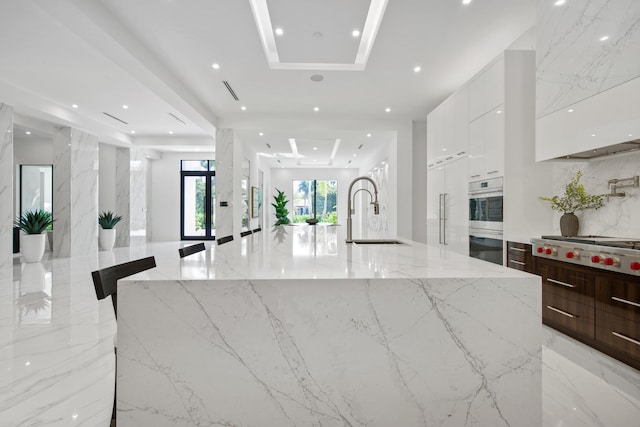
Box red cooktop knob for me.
[545,248,552,255]
[537,247,544,253]
[630,262,640,271]
[566,251,575,259]
[591,255,602,263]
[604,257,614,266]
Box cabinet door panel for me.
[469,76,484,121]
[427,104,445,163]
[426,168,444,247]
[484,106,505,177]
[444,158,469,255]
[468,118,484,180]
[484,57,505,112]
[453,87,469,155]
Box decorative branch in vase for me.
[539,171,606,237]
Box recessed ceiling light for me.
[313,147,318,150]
[554,0,566,5]
[382,161,386,165]
[241,106,247,111]
[275,27,284,36]
[592,134,596,137]
[259,132,264,136]
[169,131,174,135]
[600,35,609,42]
[212,63,220,70]
[352,29,361,37]
[131,130,136,134]
[442,148,446,151]
[367,133,372,137]
[414,66,421,73]
[122,105,129,109]
[25,131,31,135]
[385,108,391,113]
[567,109,574,112]
[629,133,633,137]
[313,159,317,162]
[314,107,319,112]
[353,154,357,157]
[462,0,472,4]
[496,110,502,114]
[72,104,78,109]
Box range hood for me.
[561,139,640,160]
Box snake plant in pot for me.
[14,210,53,262]
[539,171,606,237]
[98,211,122,251]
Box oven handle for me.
[469,229,504,239]
[468,189,504,197]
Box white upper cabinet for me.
[453,86,469,156]
[469,56,505,121]
[484,107,505,177]
[468,118,484,180]
[426,103,445,164]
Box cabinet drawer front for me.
[596,311,640,362]
[507,258,528,271]
[542,291,595,338]
[596,278,640,323]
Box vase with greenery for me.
[272,189,290,226]
[14,210,53,262]
[539,171,606,237]
[98,211,123,251]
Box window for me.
[180,160,215,239]
[292,179,338,224]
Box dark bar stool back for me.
[91,256,157,317]
[179,242,206,258]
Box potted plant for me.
[540,171,606,237]
[98,211,122,251]
[272,189,290,226]
[14,210,53,263]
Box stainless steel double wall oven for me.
[469,177,503,265]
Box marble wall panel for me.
[53,128,98,257]
[130,148,148,245]
[550,151,640,237]
[537,0,640,117]
[115,147,130,247]
[0,104,13,270]
[367,163,389,238]
[215,129,234,239]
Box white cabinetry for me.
[469,106,505,181]
[469,56,504,121]
[426,159,468,255]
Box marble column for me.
[0,104,13,270]
[129,148,148,245]
[215,129,235,240]
[115,147,130,247]
[53,128,99,257]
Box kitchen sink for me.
[352,239,404,244]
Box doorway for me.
[180,160,215,240]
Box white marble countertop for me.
[125,225,533,283]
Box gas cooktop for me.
[541,235,640,249]
[532,236,640,275]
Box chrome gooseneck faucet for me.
[346,176,379,243]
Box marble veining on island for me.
[118,226,542,426]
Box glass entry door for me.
[181,160,215,240]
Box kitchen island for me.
[118,225,542,427]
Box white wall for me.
[98,143,116,214]
[13,135,53,217]
[412,121,427,243]
[148,151,215,241]
[269,168,359,228]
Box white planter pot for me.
[99,228,116,251]
[20,233,46,263]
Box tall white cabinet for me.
[426,88,469,255]
[427,50,554,258]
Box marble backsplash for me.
[551,151,640,237]
[367,163,389,238]
[536,0,640,118]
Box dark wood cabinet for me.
[535,256,640,370]
[506,241,535,273]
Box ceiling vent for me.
[358,144,364,149]
[103,112,128,125]
[266,143,272,149]
[223,81,239,101]
[168,112,186,125]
